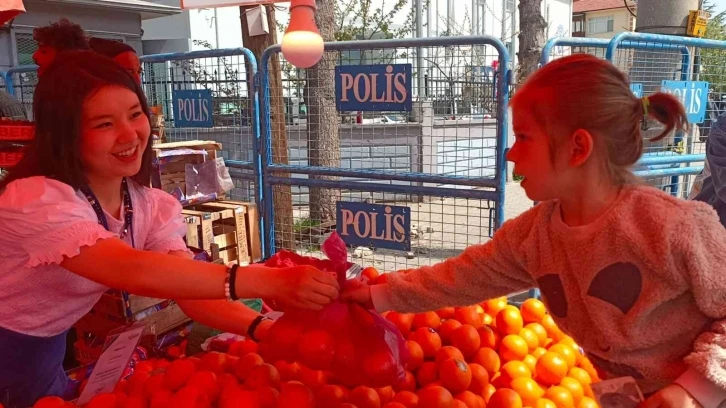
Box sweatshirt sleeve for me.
[706,115,726,205]
[671,202,726,407]
[371,207,539,313]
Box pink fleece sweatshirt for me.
[371,184,726,407]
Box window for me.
[588,16,615,34]
[506,0,515,13]
[573,19,584,33]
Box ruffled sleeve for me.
[143,188,190,254]
[0,177,116,267]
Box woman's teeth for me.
[114,147,136,157]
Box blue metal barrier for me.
[259,36,511,270]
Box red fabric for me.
[0,0,25,26]
[260,232,410,387]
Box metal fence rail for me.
[259,36,510,272]
[4,65,38,120]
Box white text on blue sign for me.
[660,81,709,124]
[336,202,411,251]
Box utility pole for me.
[240,5,296,251]
[635,0,699,34]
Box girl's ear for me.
[569,128,594,167]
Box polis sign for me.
[336,201,411,251]
[335,64,412,112]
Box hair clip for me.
[641,96,650,116]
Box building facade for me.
[572,0,636,42]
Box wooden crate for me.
[182,203,251,265]
[217,200,262,262]
[151,141,221,196]
[74,302,190,341]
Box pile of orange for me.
[33,297,602,408]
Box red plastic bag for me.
[259,233,410,388]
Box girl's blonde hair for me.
[510,54,688,184]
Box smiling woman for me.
[0,51,341,407]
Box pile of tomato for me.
[31,297,602,408]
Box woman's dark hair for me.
[0,50,153,191]
[33,18,90,51]
[89,37,137,59]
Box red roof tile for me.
[573,0,636,13]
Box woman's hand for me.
[340,278,374,309]
[640,384,702,408]
[249,265,340,311]
[253,318,275,341]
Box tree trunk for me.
[306,0,340,224]
[516,0,548,85]
[241,5,296,251]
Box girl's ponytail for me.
[643,92,689,142]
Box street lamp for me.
[281,0,324,68]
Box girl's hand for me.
[640,384,702,408]
[253,318,275,341]
[340,278,374,309]
[259,265,340,311]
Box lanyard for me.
[80,178,136,249]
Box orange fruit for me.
[416,362,439,387]
[277,382,315,408]
[567,367,592,386]
[274,361,301,382]
[410,328,443,358]
[559,377,584,405]
[199,351,228,374]
[316,384,349,406]
[484,383,496,402]
[455,306,484,328]
[135,360,155,373]
[535,352,568,386]
[436,346,466,368]
[383,403,408,408]
[298,329,336,371]
[535,399,558,408]
[487,388,523,408]
[187,370,219,401]
[541,315,564,342]
[468,363,490,395]
[478,326,501,349]
[299,365,327,390]
[228,339,258,357]
[523,354,538,373]
[525,323,549,346]
[362,266,381,281]
[349,386,382,408]
[149,389,174,408]
[256,386,279,408]
[519,328,540,352]
[392,390,419,407]
[455,390,484,408]
[234,352,264,382]
[417,385,455,408]
[499,335,529,362]
[394,370,417,392]
[127,371,151,395]
[362,350,399,383]
[577,397,598,408]
[493,361,531,388]
[387,312,415,337]
[520,299,546,323]
[439,358,472,394]
[511,377,544,406]
[377,386,395,404]
[142,373,167,397]
[437,307,457,319]
[164,358,197,391]
[169,385,212,407]
[471,347,501,378]
[450,325,481,360]
[544,386,574,408]
[548,345,577,371]
[482,297,508,317]
[532,347,548,360]
[412,312,442,331]
[439,319,464,344]
[246,363,281,390]
[406,340,425,371]
[496,306,524,336]
[33,397,66,408]
[84,393,118,408]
